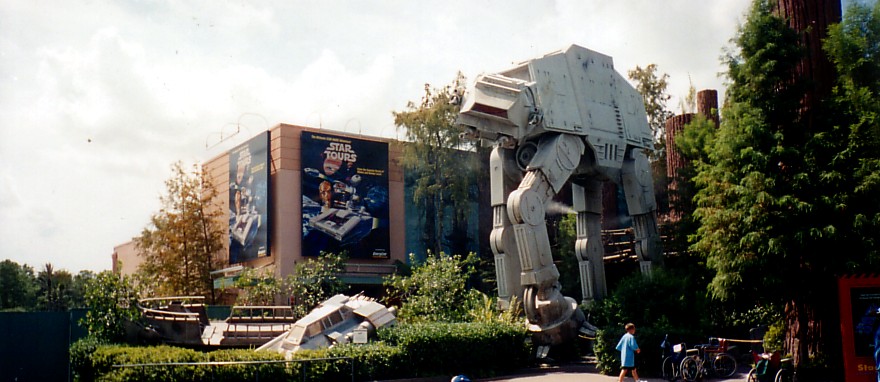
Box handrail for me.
[140,307,200,319]
[139,296,206,303]
[112,356,356,382]
[230,305,291,310]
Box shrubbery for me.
[378,321,530,377]
[590,269,714,375]
[70,320,529,381]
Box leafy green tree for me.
[135,162,225,303]
[232,267,283,306]
[628,64,675,150]
[0,259,36,311]
[393,75,481,257]
[685,0,880,365]
[383,253,478,322]
[232,252,347,319]
[81,271,141,343]
[69,270,96,309]
[824,1,880,265]
[285,252,348,319]
[628,64,675,219]
[669,114,718,253]
[688,0,810,357]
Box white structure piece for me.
[257,294,397,356]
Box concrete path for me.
[451,362,751,382]
[386,360,753,382]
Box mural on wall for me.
[229,131,270,264]
[301,131,389,259]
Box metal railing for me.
[113,356,355,382]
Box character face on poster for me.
[229,131,270,264]
[301,132,389,259]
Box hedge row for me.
[378,321,531,378]
[71,321,530,381]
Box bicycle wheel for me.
[747,368,758,382]
[775,368,795,382]
[713,352,737,378]
[680,356,699,381]
[662,356,678,381]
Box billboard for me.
[839,275,880,381]
[301,131,389,259]
[229,131,270,264]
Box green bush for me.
[590,269,713,375]
[378,321,530,378]
[204,349,292,382]
[294,342,406,381]
[91,345,207,382]
[383,253,478,323]
[74,321,529,381]
[70,337,107,382]
[76,345,293,382]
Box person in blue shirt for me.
[616,323,644,382]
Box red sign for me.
[839,275,880,382]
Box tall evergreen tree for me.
[135,162,225,303]
[686,0,880,366]
[823,1,880,268]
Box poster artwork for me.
[301,132,390,259]
[229,131,270,264]
[838,275,880,381]
[851,287,880,358]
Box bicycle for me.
[661,340,687,381]
[679,338,737,381]
[746,351,796,382]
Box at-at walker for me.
[457,45,662,348]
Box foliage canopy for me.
[135,162,225,303]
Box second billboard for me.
[301,132,390,259]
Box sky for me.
[0,0,864,273]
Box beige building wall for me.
[112,240,142,275]
[200,124,406,281]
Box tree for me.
[35,263,77,311]
[393,75,481,257]
[135,162,225,303]
[686,0,880,367]
[628,64,675,145]
[285,252,348,319]
[0,260,36,311]
[232,252,348,319]
[232,267,283,306]
[383,253,478,323]
[81,271,140,343]
[628,64,675,218]
[69,270,96,309]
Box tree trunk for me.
[773,0,841,125]
[785,297,839,373]
[774,0,842,366]
[696,90,719,127]
[664,113,694,223]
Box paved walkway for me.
[384,363,751,382]
[396,362,753,382]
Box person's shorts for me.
[621,366,636,371]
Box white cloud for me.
[1,0,759,272]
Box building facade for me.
[115,124,409,295]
